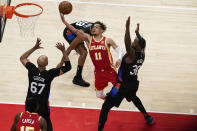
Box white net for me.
[15,4,42,38]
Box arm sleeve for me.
[60,61,72,73]
[115,46,124,60]
[49,61,71,78]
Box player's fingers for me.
[39,46,44,49]
[37,37,41,43]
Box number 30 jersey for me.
[89,36,115,71]
[119,51,145,82]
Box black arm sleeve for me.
[60,61,72,73]
[49,61,71,79]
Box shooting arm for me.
[60,13,78,34]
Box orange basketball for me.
[59,1,72,14]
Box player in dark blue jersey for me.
[98,17,154,131]
[62,16,93,87]
[20,38,71,131]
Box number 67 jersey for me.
[119,51,145,83]
[25,62,61,113]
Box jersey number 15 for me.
[20,126,34,131]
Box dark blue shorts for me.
[63,27,77,44]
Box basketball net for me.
[0,3,43,38]
[14,3,43,38]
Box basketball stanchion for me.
[0,3,43,38]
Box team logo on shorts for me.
[66,30,72,35]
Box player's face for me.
[91,24,103,36]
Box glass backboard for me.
[0,0,12,42]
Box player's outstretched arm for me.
[59,13,89,50]
[125,16,135,60]
[55,42,71,75]
[20,38,43,67]
[60,12,79,34]
[56,42,69,68]
[10,113,21,131]
[39,117,47,131]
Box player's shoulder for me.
[26,61,35,66]
[26,62,37,69]
[15,112,22,121]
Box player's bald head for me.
[37,55,48,67]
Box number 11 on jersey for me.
[95,52,102,60]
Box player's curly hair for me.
[92,21,107,32]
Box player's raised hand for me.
[56,42,65,53]
[126,16,130,29]
[135,23,140,33]
[33,37,43,49]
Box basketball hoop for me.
[0,3,43,38]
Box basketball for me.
[59,1,72,14]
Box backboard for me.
[0,0,12,42]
